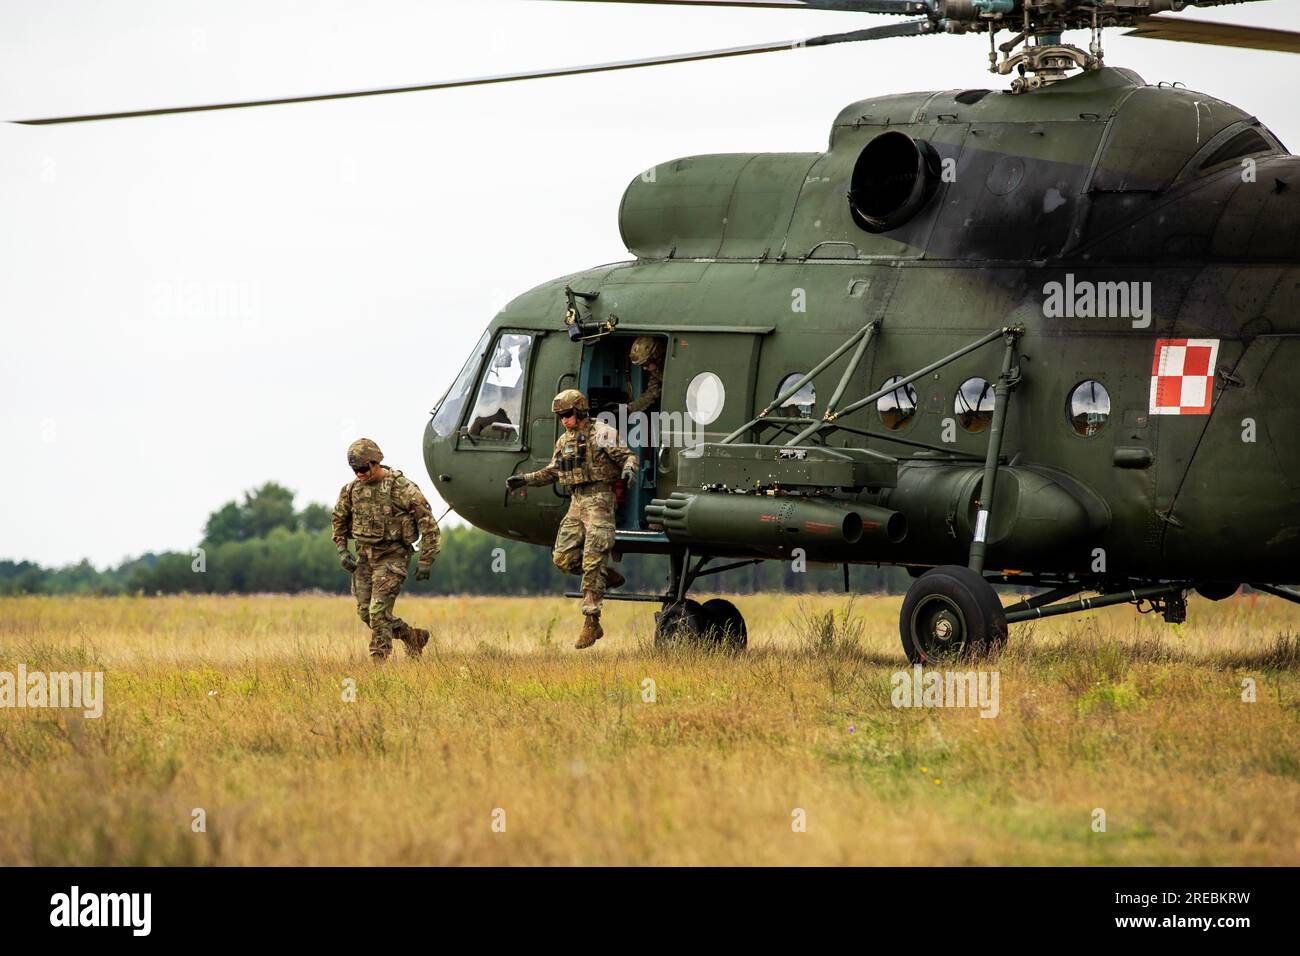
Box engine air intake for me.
[848,131,941,234]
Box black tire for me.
[700,598,748,652]
[654,599,708,648]
[899,564,1007,664]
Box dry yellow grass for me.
[0,591,1297,865]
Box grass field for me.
[0,591,1297,865]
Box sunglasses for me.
[352,465,370,474]
[559,410,578,419]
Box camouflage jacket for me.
[332,468,442,565]
[524,420,637,489]
[626,366,663,415]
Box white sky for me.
[2,0,1297,568]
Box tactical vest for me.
[556,425,621,488]
[348,471,418,546]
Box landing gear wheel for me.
[899,564,1007,664]
[700,598,748,652]
[654,599,708,648]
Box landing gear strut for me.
[899,328,1019,663]
[654,549,752,651]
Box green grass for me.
[0,593,1296,865]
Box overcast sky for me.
[2,0,1297,568]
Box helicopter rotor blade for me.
[527,1,930,12]
[1168,1,1275,7]
[10,19,933,125]
[1126,15,1300,55]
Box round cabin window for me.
[1068,380,1111,437]
[686,372,725,426]
[776,374,816,419]
[955,377,995,433]
[876,376,919,431]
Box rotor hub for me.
[997,41,1102,92]
[971,1,1114,92]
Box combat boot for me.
[369,626,394,662]
[393,621,428,657]
[575,613,603,650]
[405,628,430,657]
[604,567,626,590]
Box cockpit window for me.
[1199,128,1273,172]
[466,332,533,442]
[431,330,491,438]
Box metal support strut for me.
[1003,583,1187,625]
[1251,583,1300,607]
[1002,584,1081,615]
[968,327,1022,575]
[723,320,1023,454]
[562,553,763,605]
[721,321,876,445]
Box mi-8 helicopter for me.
[19,1,1300,661]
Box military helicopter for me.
[18,1,1300,661]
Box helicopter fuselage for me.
[425,67,1300,588]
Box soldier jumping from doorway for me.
[506,389,638,649]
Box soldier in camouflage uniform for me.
[506,389,638,649]
[332,438,442,661]
[627,336,665,415]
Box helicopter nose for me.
[422,419,458,505]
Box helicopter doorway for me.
[579,334,666,530]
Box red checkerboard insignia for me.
[1149,338,1220,416]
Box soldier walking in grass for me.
[506,389,637,649]
[332,438,442,661]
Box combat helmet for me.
[347,438,383,470]
[630,336,664,367]
[551,389,589,414]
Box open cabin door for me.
[523,330,581,491]
[574,327,767,531]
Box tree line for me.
[1,482,909,597]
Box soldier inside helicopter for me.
[582,332,668,528]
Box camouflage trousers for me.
[552,485,616,617]
[352,543,416,659]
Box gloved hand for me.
[506,474,527,490]
[415,564,432,582]
[621,463,638,490]
[339,550,358,573]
